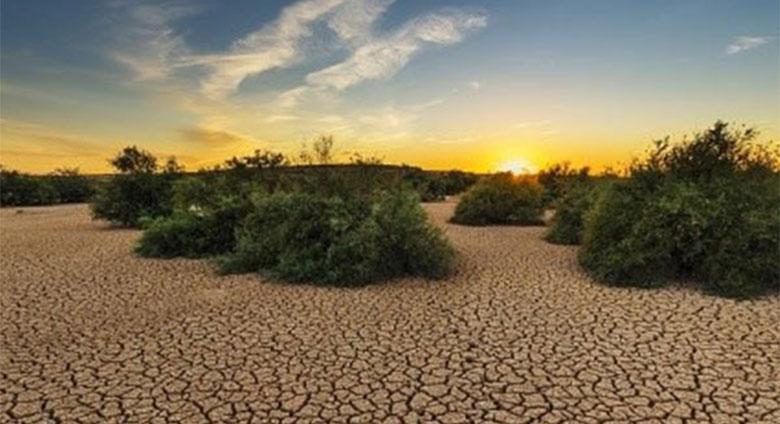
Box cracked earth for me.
[1,202,779,424]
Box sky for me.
[1,0,778,174]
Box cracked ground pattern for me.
[1,202,779,424]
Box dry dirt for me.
[1,202,778,424]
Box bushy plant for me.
[451,174,544,226]
[545,181,597,245]
[91,173,175,227]
[0,168,59,206]
[579,121,780,297]
[538,162,590,205]
[90,146,181,227]
[48,168,94,203]
[440,170,478,195]
[218,190,455,285]
[136,196,249,258]
[402,168,446,202]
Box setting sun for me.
[497,159,535,175]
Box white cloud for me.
[468,80,482,91]
[112,0,486,103]
[725,36,770,55]
[186,0,397,98]
[305,10,487,90]
[278,86,313,108]
[111,1,201,80]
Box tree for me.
[162,156,185,174]
[110,146,158,174]
[224,150,288,170]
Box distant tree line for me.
[0,166,94,206]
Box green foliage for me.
[0,168,58,206]
[90,173,175,227]
[538,162,590,205]
[401,167,446,202]
[219,190,455,285]
[451,174,544,226]
[0,167,94,207]
[110,146,158,174]
[48,168,94,203]
[545,181,597,245]
[440,170,478,195]
[579,121,780,297]
[90,147,181,227]
[136,196,249,258]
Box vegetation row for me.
[90,138,460,286]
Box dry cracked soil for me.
[1,201,779,424]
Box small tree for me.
[91,146,177,227]
[110,146,158,174]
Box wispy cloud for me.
[725,36,770,55]
[111,0,487,106]
[111,1,201,80]
[467,80,482,91]
[305,10,487,90]
[184,0,396,98]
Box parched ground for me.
[1,202,778,424]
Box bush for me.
[402,168,446,202]
[579,121,780,297]
[440,170,478,195]
[545,181,597,245]
[48,168,94,203]
[0,169,59,206]
[91,173,175,227]
[218,190,455,285]
[90,147,183,227]
[136,196,250,258]
[451,174,544,226]
[538,162,590,205]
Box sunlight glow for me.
[497,158,535,175]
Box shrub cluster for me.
[136,196,250,258]
[451,173,544,226]
[544,181,598,245]
[0,167,93,207]
[90,147,182,227]
[218,190,454,285]
[579,121,780,297]
[538,162,590,206]
[131,140,456,286]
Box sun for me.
[497,158,535,175]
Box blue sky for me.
[1,0,778,172]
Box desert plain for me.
[1,201,778,423]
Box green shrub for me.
[91,173,175,227]
[538,162,590,205]
[451,174,544,226]
[579,121,780,297]
[48,168,94,203]
[90,147,183,227]
[440,170,478,195]
[0,168,59,206]
[136,196,249,258]
[580,181,710,287]
[402,168,446,202]
[219,190,455,285]
[692,176,780,296]
[545,181,597,245]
